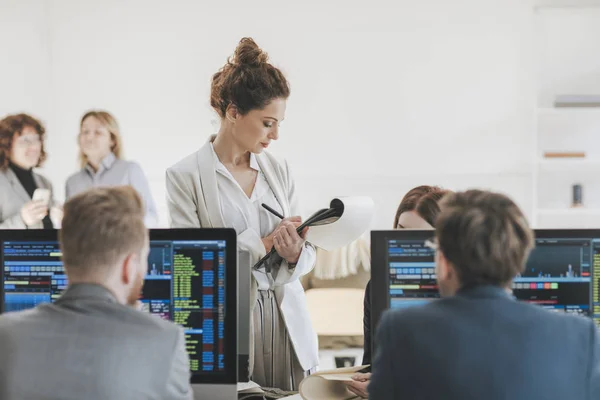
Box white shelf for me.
[537,159,600,171]
[535,208,600,228]
[538,158,598,164]
[537,208,600,215]
[538,107,600,113]
[535,0,600,8]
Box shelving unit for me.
[538,209,600,216]
[533,5,600,228]
[537,159,600,172]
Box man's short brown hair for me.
[59,186,147,279]
[436,190,534,287]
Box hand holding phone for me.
[32,188,51,205]
[21,201,48,226]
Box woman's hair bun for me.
[231,37,269,67]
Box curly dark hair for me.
[211,37,290,117]
[0,113,47,170]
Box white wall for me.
[1,0,537,228]
[0,0,51,127]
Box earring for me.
[226,114,235,123]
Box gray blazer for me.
[369,285,600,400]
[166,136,319,371]
[0,284,193,400]
[0,167,54,229]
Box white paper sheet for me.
[305,196,374,251]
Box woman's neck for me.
[212,129,250,167]
[86,152,109,172]
[87,159,100,172]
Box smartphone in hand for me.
[32,188,51,205]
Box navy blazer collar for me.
[456,284,514,300]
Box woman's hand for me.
[20,200,48,227]
[345,372,371,398]
[261,216,308,263]
[272,217,306,264]
[261,216,301,252]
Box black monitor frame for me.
[533,229,600,240]
[370,229,433,357]
[0,228,238,386]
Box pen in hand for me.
[261,203,284,220]
[258,203,310,272]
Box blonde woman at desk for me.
[0,114,61,229]
[65,110,158,227]
[166,38,318,390]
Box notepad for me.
[297,365,369,400]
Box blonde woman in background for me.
[65,110,158,226]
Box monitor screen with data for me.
[371,230,436,339]
[511,234,593,316]
[385,236,438,310]
[0,228,237,385]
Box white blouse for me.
[210,144,314,290]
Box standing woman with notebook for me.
[166,38,318,390]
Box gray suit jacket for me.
[369,285,600,400]
[0,284,193,400]
[0,167,54,229]
[166,137,319,371]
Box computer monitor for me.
[370,229,600,358]
[0,228,238,400]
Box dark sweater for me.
[362,280,372,365]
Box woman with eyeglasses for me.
[346,185,450,399]
[0,114,60,229]
[65,110,158,227]
[166,38,317,390]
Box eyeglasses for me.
[424,237,438,252]
[15,135,41,146]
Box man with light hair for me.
[0,186,192,400]
[370,190,600,400]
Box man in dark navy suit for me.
[369,190,600,400]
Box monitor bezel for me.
[370,229,433,359]
[0,228,238,385]
[534,229,600,240]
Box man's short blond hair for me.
[59,186,147,279]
